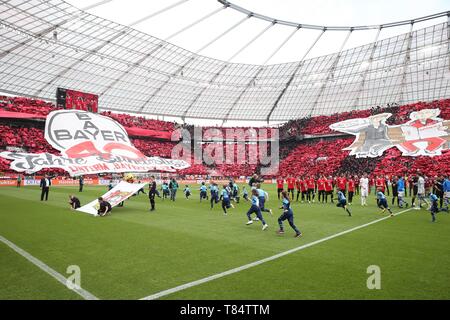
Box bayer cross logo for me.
[45,110,134,157]
[82,121,100,141]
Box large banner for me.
[330,109,450,158]
[77,181,146,215]
[0,110,190,176]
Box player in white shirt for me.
[416,175,428,209]
[359,173,369,206]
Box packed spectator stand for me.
[0,95,449,180]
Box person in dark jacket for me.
[137,180,147,195]
[40,175,52,201]
[69,195,81,210]
[391,176,399,206]
[248,174,264,187]
[97,197,112,217]
[169,178,179,201]
[79,176,84,192]
[149,176,157,211]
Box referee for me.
[149,176,157,211]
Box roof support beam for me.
[262,25,300,65]
[0,1,84,61]
[0,0,114,61]
[137,14,251,113]
[0,24,61,60]
[33,29,129,96]
[128,0,192,27]
[266,29,325,122]
[308,29,353,117]
[81,0,115,11]
[165,6,227,41]
[221,21,279,123]
[447,13,450,87]
[226,21,275,62]
[185,25,299,123]
[181,64,228,120]
[217,0,449,31]
[98,42,165,97]
[395,22,414,104]
[352,27,382,109]
[195,15,251,54]
[34,0,193,97]
[99,6,227,98]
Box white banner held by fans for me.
[0,110,190,176]
[77,181,146,216]
[330,109,450,158]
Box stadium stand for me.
[0,96,59,116]
[278,138,354,177]
[0,96,449,178]
[101,111,176,133]
[131,139,177,158]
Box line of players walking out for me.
[276,172,450,222]
[141,171,449,238]
[148,174,303,238]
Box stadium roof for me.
[0,0,449,124]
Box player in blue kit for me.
[443,176,450,212]
[429,192,439,222]
[277,191,302,238]
[184,185,191,199]
[245,189,268,231]
[209,183,219,209]
[336,190,352,217]
[376,187,394,216]
[199,182,208,202]
[397,176,409,208]
[161,183,170,200]
[220,185,234,215]
[232,182,240,203]
[256,183,273,215]
[242,186,249,201]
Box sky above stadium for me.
[67,0,449,65]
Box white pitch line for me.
[141,208,413,300]
[0,235,99,300]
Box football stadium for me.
[1,0,450,305]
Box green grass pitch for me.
[0,184,449,300]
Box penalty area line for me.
[0,235,99,300]
[140,208,413,300]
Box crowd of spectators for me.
[334,156,381,178]
[277,138,354,177]
[131,139,177,158]
[101,111,176,133]
[373,148,450,178]
[0,157,10,173]
[0,125,56,154]
[180,125,276,141]
[389,99,450,124]
[0,96,61,116]
[299,110,372,135]
[1,95,449,179]
[0,96,177,134]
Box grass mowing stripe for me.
[140,208,413,300]
[0,235,99,300]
